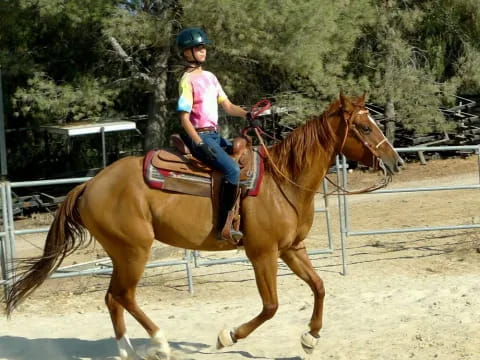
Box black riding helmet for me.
[176,28,212,65]
[176,27,212,52]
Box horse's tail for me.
[5,182,90,316]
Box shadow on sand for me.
[0,336,119,360]
[0,336,303,360]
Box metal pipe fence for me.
[0,178,194,296]
[0,175,337,296]
[192,178,337,268]
[336,144,480,274]
[1,145,479,295]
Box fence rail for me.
[1,145,479,295]
[0,175,337,297]
[0,177,196,296]
[336,144,480,274]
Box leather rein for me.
[249,104,391,195]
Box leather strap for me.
[196,126,217,133]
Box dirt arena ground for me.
[1,156,479,360]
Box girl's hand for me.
[197,142,217,162]
[247,112,262,128]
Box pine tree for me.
[180,0,374,121]
[348,0,456,141]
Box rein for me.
[253,127,322,193]
[248,105,391,196]
[323,164,392,195]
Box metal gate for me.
[2,145,479,296]
[336,145,480,274]
[0,176,336,297]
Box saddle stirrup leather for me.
[218,181,243,243]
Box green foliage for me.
[102,6,171,54]
[387,68,456,134]
[19,0,112,18]
[1,0,122,128]
[416,0,480,81]
[453,45,480,94]
[12,73,120,125]
[347,0,460,134]
[180,0,375,112]
[2,0,480,179]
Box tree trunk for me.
[145,52,170,150]
[385,96,396,143]
[383,2,396,144]
[143,0,182,149]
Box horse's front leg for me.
[217,249,279,348]
[280,243,325,354]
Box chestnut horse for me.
[6,94,403,359]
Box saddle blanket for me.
[143,147,265,197]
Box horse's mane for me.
[267,99,340,182]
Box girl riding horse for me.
[176,27,261,243]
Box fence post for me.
[5,182,16,286]
[0,182,9,297]
[336,156,348,276]
[477,145,480,183]
[0,181,15,298]
[100,126,107,168]
[185,250,194,295]
[322,179,334,251]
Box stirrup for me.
[218,209,243,245]
[229,228,244,242]
[218,227,243,245]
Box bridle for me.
[251,103,391,195]
[327,107,392,194]
[340,109,389,165]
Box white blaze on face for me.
[367,113,404,168]
[367,114,391,149]
[367,114,383,134]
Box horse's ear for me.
[352,93,367,106]
[360,92,367,105]
[340,92,354,113]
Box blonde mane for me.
[267,100,341,182]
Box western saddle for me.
[149,134,255,244]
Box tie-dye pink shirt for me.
[177,70,228,129]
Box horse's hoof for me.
[145,344,170,360]
[117,335,142,360]
[216,328,237,349]
[300,331,320,354]
[119,351,142,360]
[145,348,170,360]
[119,349,141,360]
[145,331,170,360]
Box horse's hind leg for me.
[105,284,139,360]
[105,243,171,360]
[280,242,325,354]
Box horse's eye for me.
[362,125,371,134]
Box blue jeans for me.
[181,132,240,184]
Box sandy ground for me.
[1,156,480,360]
